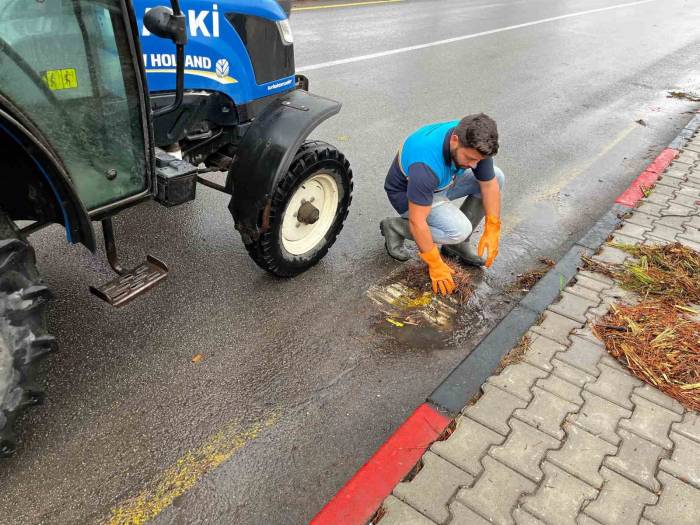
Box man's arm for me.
[479,177,500,218]
[408,201,455,295]
[405,163,439,252]
[407,202,434,253]
[405,167,455,295]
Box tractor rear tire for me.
[0,212,55,457]
[241,140,353,277]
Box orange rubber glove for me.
[419,246,455,296]
[478,216,501,268]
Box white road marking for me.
[297,0,656,72]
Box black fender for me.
[227,89,341,242]
[0,105,95,251]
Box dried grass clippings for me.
[594,300,700,411]
[496,335,531,373]
[400,260,474,305]
[508,258,556,293]
[583,242,700,303]
[588,241,700,410]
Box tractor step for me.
[89,255,167,307]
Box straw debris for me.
[588,242,700,410]
[400,261,474,304]
[594,301,700,410]
[496,335,531,372]
[508,258,556,292]
[583,242,700,303]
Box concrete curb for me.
[310,111,700,524]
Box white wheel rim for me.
[281,172,339,256]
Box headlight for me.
[276,19,293,45]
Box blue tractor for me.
[136,0,353,277]
[0,0,351,456]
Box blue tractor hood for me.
[134,0,296,105]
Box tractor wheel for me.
[0,212,55,457]
[242,140,353,277]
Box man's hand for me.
[408,202,455,294]
[477,215,501,267]
[419,246,455,295]
[477,177,501,268]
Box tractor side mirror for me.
[144,6,187,45]
[146,3,188,118]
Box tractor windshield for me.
[0,0,149,210]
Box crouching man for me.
[381,113,504,295]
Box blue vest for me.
[398,120,464,191]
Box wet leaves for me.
[508,257,556,293]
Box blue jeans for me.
[401,166,505,245]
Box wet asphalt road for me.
[2,0,700,523]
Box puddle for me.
[367,282,457,331]
[367,261,514,351]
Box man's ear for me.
[449,134,459,147]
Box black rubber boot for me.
[442,196,487,266]
[379,217,413,261]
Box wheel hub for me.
[281,172,340,256]
[297,200,320,225]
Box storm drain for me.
[367,282,457,330]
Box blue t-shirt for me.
[384,121,495,214]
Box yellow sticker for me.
[42,68,78,91]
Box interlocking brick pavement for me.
[659,432,700,489]
[582,467,656,525]
[490,419,560,482]
[430,417,504,476]
[376,133,700,525]
[455,455,536,525]
[547,424,616,489]
[642,473,700,525]
[604,428,667,492]
[393,451,474,523]
[521,462,598,525]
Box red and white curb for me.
[309,403,450,525]
[615,110,700,207]
[615,148,679,207]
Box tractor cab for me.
[0,0,154,220]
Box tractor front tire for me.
[0,212,55,457]
[242,141,353,277]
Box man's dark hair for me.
[455,113,499,156]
